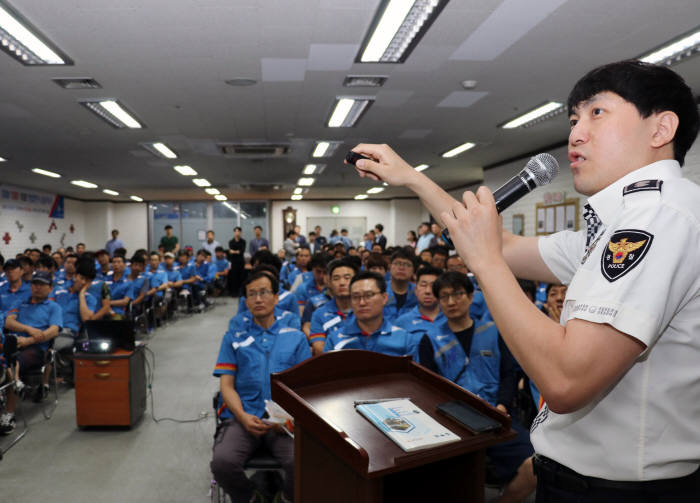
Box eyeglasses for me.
[247,289,274,299]
[438,290,467,302]
[350,291,380,302]
[391,260,414,268]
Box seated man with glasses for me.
[418,272,533,501]
[324,271,414,357]
[383,248,418,323]
[445,254,490,322]
[211,271,311,503]
[308,258,357,356]
[237,250,299,317]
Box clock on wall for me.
[282,206,296,240]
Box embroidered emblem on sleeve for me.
[601,229,653,282]
[622,179,663,196]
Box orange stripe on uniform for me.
[215,363,237,371]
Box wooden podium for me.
[271,350,515,503]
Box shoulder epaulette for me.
[622,179,663,196]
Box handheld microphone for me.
[441,153,559,248]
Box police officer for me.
[211,271,310,503]
[349,60,700,501]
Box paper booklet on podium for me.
[271,350,516,503]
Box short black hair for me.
[234,226,242,232]
[252,264,280,281]
[286,229,296,238]
[36,256,57,270]
[214,246,225,253]
[327,257,359,277]
[350,270,386,294]
[374,223,383,232]
[254,225,262,231]
[309,253,330,270]
[429,245,449,257]
[114,247,127,257]
[177,250,189,257]
[75,256,97,280]
[390,247,416,267]
[77,243,85,248]
[546,283,566,296]
[130,254,146,265]
[432,271,474,297]
[567,60,699,165]
[251,250,282,272]
[243,270,279,295]
[164,225,173,230]
[112,254,126,263]
[518,279,537,301]
[149,251,160,258]
[17,256,33,268]
[416,265,443,282]
[365,252,388,271]
[42,244,52,252]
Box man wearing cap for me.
[0,259,31,316]
[1,271,63,434]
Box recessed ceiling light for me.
[142,142,177,159]
[130,195,143,202]
[31,168,60,178]
[71,180,97,189]
[358,0,448,63]
[214,194,227,201]
[0,156,6,161]
[293,187,304,195]
[414,164,430,172]
[343,75,388,88]
[354,194,369,200]
[442,142,475,158]
[501,101,564,129]
[303,164,326,175]
[327,97,374,127]
[291,195,303,201]
[205,188,220,195]
[312,140,343,158]
[367,187,384,194]
[297,177,315,186]
[0,2,71,65]
[640,28,700,65]
[174,165,197,176]
[103,189,119,196]
[192,178,211,187]
[80,99,143,129]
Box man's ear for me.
[650,111,679,149]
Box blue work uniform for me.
[95,266,112,282]
[383,282,418,323]
[213,257,230,275]
[177,263,195,290]
[8,299,63,351]
[147,269,169,298]
[279,262,296,289]
[228,307,301,333]
[213,319,311,418]
[0,281,31,315]
[288,270,312,293]
[423,319,502,407]
[309,298,352,346]
[295,279,330,311]
[106,273,132,315]
[128,274,150,302]
[164,266,182,284]
[53,288,99,333]
[324,317,414,358]
[395,306,446,347]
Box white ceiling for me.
[0,0,699,202]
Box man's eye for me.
[569,118,578,127]
[592,108,603,116]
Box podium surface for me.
[272,350,515,502]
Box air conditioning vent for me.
[239,184,281,192]
[343,75,388,88]
[218,144,289,157]
[52,78,102,89]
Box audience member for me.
[248,225,269,256]
[107,255,132,317]
[283,230,298,262]
[384,248,418,322]
[395,266,445,346]
[212,247,231,297]
[201,230,220,256]
[313,225,327,247]
[429,245,449,270]
[160,225,179,253]
[0,260,31,315]
[105,229,125,257]
[227,227,246,296]
[416,222,434,253]
[373,223,387,250]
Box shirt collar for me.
[586,159,681,225]
[345,317,392,336]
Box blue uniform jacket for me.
[324,317,414,358]
[395,306,446,347]
[8,298,63,351]
[53,288,99,333]
[238,288,299,316]
[213,318,311,418]
[227,307,301,333]
[424,319,501,406]
[309,298,352,346]
[106,273,132,314]
[295,279,330,310]
[383,282,418,323]
[0,281,31,315]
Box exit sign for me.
[331,205,340,215]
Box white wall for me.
[270,199,429,252]
[83,201,148,253]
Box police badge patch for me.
[601,229,653,282]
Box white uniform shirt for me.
[532,160,700,481]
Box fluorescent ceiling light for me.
[130,195,143,202]
[192,178,211,187]
[312,140,343,158]
[71,180,97,189]
[0,2,70,65]
[174,165,197,176]
[640,28,700,65]
[31,168,60,178]
[442,142,475,158]
[414,164,429,172]
[354,194,369,200]
[359,0,447,63]
[0,156,6,161]
[214,194,227,201]
[205,188,220,195]
[501,101,564,129]
[293,187,304,195]
[291,195,303,201]
[327,97,374,127]
[297,177,315,186]
[303,164,326,175]
[80,99,143,129]
[222,202,248,219]
[143,142,177,159]
[103,189,119,196]
[367,187,384,194]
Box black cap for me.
[31,270,53,285]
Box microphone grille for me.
[525,153,559,186]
